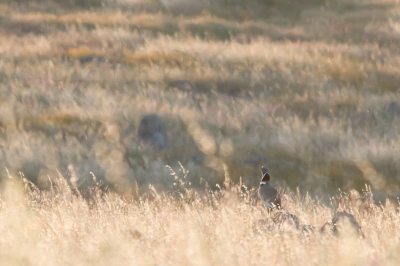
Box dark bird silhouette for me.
[258,166,281,210]
[388,101,400,115]
[137,114,168,151]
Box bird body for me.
[258,166,281,210]
[137,114,168,151]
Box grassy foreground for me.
[0,176,397,265]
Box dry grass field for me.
[0,175,397,265]
[1,0,400,264]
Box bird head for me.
[260,166,270,185]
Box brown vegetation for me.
[0,0,400,262]
[0,175,395,265]
[0,0,400,200]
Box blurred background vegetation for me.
[0,0,399,203]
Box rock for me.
[273,211,300,230]
[320,211,365,238]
